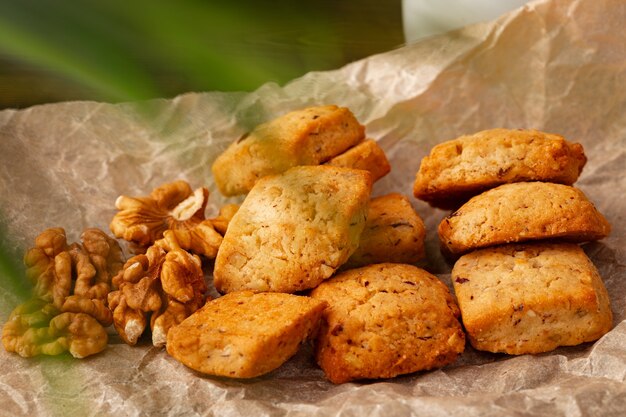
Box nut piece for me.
[23,228,72,308]
[110,181,208,247]
[108,231,207,347]
[110,180,225,259]
[2,298,108,358]
[3,227,123,358]
[168,219,223,259]
[78,228,125,298]
[61,295,112,326]
[151,299,201,348]
[108,246,165,345]
[22,227,123,325]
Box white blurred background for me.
[402,0,533,42]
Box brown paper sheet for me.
[1,0,625,415]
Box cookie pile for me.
[169,105,459,383]
[169,114,614,382]
[413,128,612,355]
[2,106,614,386]
[211,104,390,196]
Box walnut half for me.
[2,299,108,358]
[110,180,224,258]
[21,227,123,326]
[108,231,208,347]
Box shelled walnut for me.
[110,180,225,258]
[2,227,123,358]
[21,227,123,324]
[168,219,223,259]
[2,299,108,358]
[108,231,207,347]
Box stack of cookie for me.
[413,128,613,355]
[211,104,391,197]
[167,105,466,384]
[210,105,426,293]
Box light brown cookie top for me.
[413,129,587,209]
[452,243,613,354]
[325,139,391,183]
[214,165,372,294]
[310,263,465,384]
[166,291,327,378]
[438,182,611,255]
[344,193,425,268]
[212,105,365,196]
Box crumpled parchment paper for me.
[1,0,625,415]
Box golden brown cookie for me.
[438,182,611,255]
[166,291,327,378]
[212,105,365,196]
[345,193,425,268]
[325,139,391,183]
[413,129,587,209]
[452,243,613,354]
[311,263,465,384]
[214,166,372,293]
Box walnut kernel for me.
[2,227,123,358]
[108,231,207,347]
[110,180,209,247]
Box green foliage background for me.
[0,0,402,105]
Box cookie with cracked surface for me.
[325,139,391,183]
[452,243,613,354]
[212,105,365,196]
[438,182,611,256]
[344,193,425,268]
[413,129,587,209]
[214,165,372,293]
[311,263,465,384]
[166,291,327,378]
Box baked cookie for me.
[311,263,465,384]
[452,243,613,354]
[214,166,372,293]
[212,105,365,196]
[325,139,391,183]
[438,182,611,255]
[166,291,327,378]
[413,129,587,209]
[345,193,425,268]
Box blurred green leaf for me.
[0,0,345,102]
[0,1,161,102]
[0,222,30,306]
